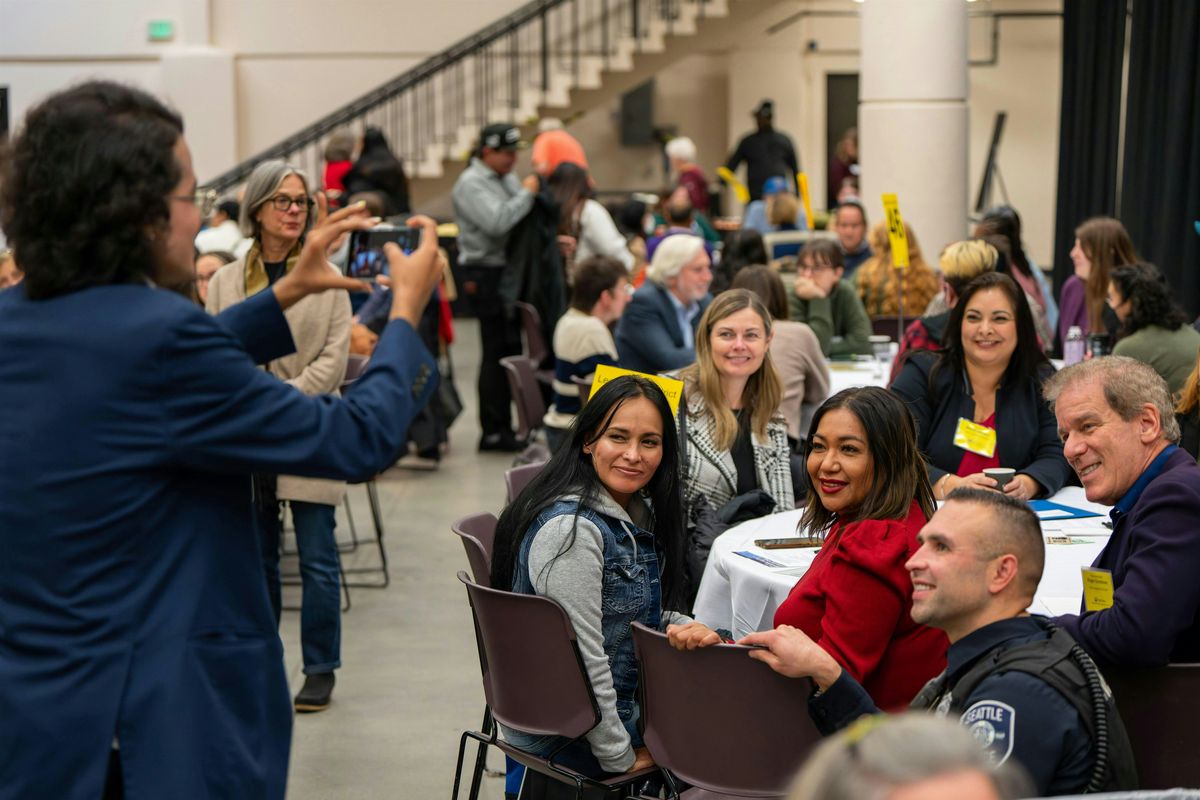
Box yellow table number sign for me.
[586,365,685,417]
[881,193,910,269]
[1081,567,1115,612]
[953,417,997,458]
[797,172,815,230]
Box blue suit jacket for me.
[614,282,712,374]
[0,284,435,798]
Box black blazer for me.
[615,282,712,374]
[890,352,1073,495]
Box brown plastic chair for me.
[1105,664,1200,790]
[500,355,547,442]
[870,316,905,339]
[452,572,660,800]
[631,622,821,798]
[452,512,498,587]
[570,374,594,407]
[514,301,550,364]
[505,462,545,504]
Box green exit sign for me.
[147,20,175,42]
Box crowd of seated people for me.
[12,82,1200,800]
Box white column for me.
[859,0,969,261]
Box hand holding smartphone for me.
[347,225,422,281]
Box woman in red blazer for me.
[772,386,946,709]
[672,386,946,710]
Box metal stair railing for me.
[203,0,699,194]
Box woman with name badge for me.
[890,272,1072,501]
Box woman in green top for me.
[1107,262,1200,394]
[790,238,873,357]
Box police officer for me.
[740,488,1137,796]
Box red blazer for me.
[774,500,947,710]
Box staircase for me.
[203,0,785,207]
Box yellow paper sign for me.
[1082,567,1115,612]
[716,166,750,205]
[881,193,910,269]
[587,365,684,417]
[796,172,814,230]
[953,417,997,458]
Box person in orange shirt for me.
[531,118,589,177]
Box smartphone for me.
[754,537,822,549]
[346,225,421,280]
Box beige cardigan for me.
[206,256,352,505]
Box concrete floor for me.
[279,318,510,799]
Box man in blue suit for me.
[0,82,444,799]
[615,234,713,374]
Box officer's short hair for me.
[945,487,1044,597]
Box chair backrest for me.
[870,316,904,339]
[339,353,371,394]
[459,571,599,739]
[500,355,546,440]
[1105,663,1200,790]
[505,462,545,504]
[514,301,549,365]
[631,622,820,796]
[452,512,498,587]
[570,374,593,407]
[763,229,815,261]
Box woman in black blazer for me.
[891,272,1072,500]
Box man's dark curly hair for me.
[1110,262,1190,337]
[0,81,184,299]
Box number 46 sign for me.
[881,193,910,269]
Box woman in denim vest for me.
[490,376,690,778]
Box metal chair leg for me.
[344,479,389,588]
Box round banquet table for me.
[692,486,1112,640]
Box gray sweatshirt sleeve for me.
[527,516,636,773]
[452,173,534,238]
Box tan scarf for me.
[243,239,303,296]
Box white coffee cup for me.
[983,467,1016,490]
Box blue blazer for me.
[614,282,712,374]
[0,284,435,799]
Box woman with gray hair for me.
[789,713,1032,800]
[666,135,710,214]
[207,159,351,713]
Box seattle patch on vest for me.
[960,700,1015,765]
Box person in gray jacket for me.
[452,122,540,451]
[490,376,691,779]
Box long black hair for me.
[490,376,688,611]
[0,81,183,300]
[976,205,1033,279]
[932,271,1048,388]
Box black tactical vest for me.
[911,623,1138,793]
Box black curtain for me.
[1052,0,1127,298]
[1119,0,1200,317]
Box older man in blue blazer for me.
[615,234,713,374]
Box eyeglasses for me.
[267,194,313,212]
[173,188,218,218]
[797,261,834,274]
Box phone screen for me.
[754,537,822,549]
[347,226,421,280]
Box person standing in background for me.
[452,122,540,452]
[206,160,352,714]
[666,136,710,214]
[725,100,799,203]
[343,126,410,216]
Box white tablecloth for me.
[692,487,1112,639]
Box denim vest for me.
[513,499,663,725]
